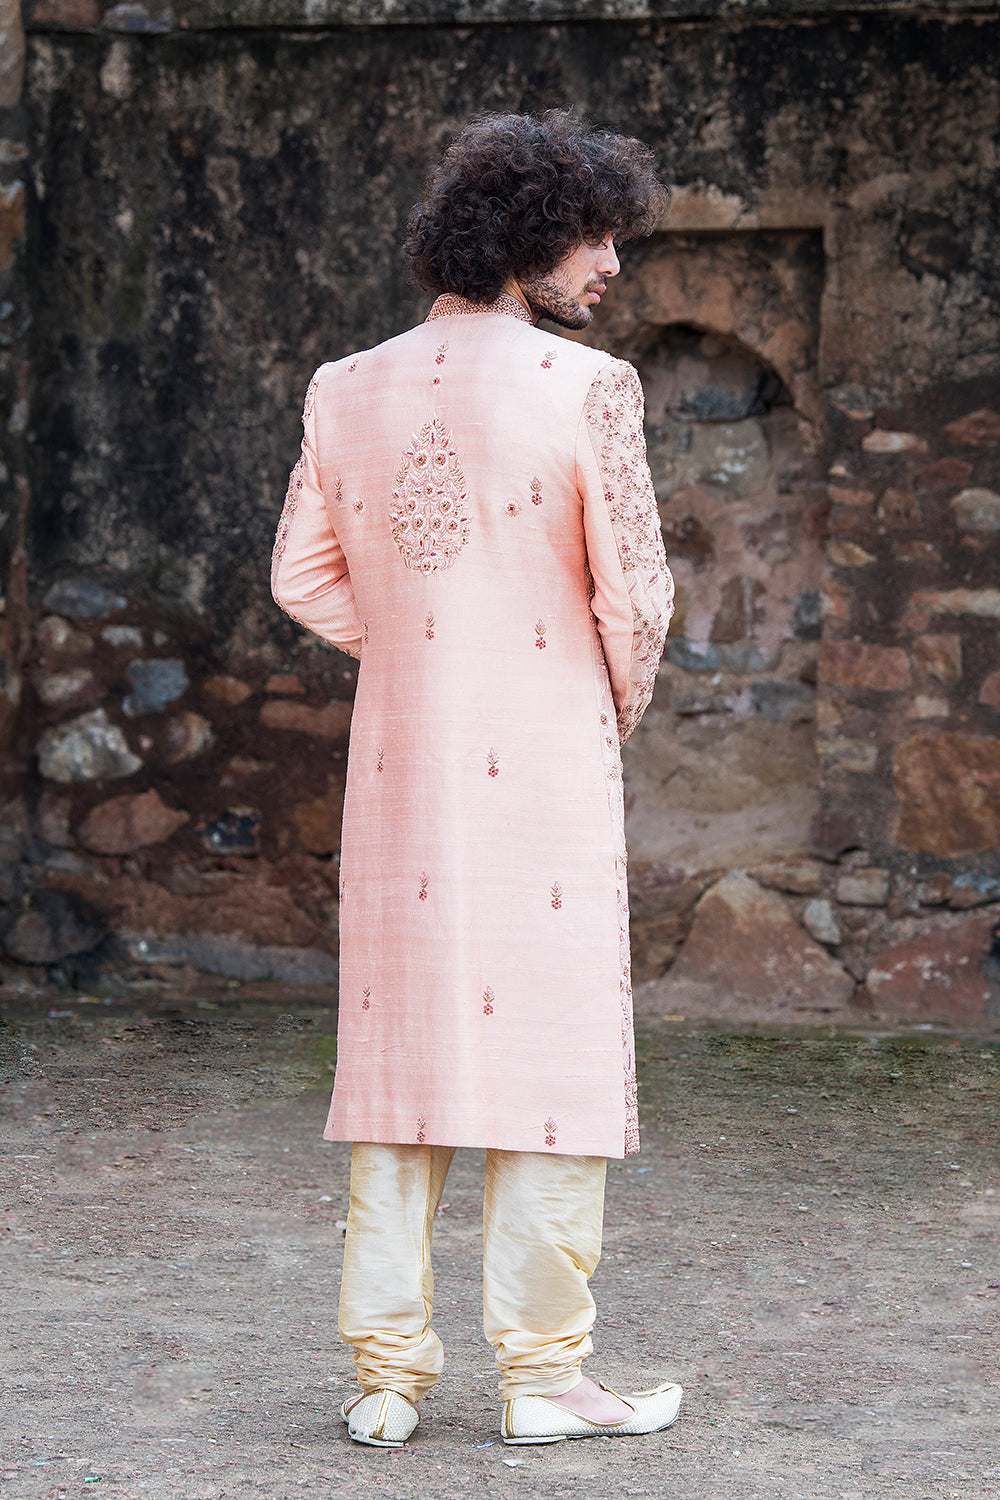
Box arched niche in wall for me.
[574,224,828,664]
[572,228,829,899]
[637,322,824,662]
[588,228,825,438]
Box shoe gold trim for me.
[340,1388,419,1448]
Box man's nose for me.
[600,241,620,278]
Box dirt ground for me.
[1,979,998,1500]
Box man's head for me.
[405,111,668,327]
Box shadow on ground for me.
[1,981,998,1499]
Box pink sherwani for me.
[272,294,673,1158]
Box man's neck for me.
[502,279,537,324]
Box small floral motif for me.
[487,749,499,778]
[535,619,547,650]
[363,621,369,646]
[353,497,364,514]
[504,499,522,518]
[334,474,344,504]
[390,417,470,574]
[550,881,563,910]
[425,612,435,640]
[347,358,359,373]
[376,747,384,774]
[416,1116,426,1144]
[418,872,429,901]
[435,342,449,365]
[362,985,371,1011]
[530,477,543,506]
[432,376,441,386]
[541,349,557,369]
[482,987,495,1016]
[544,1116,557,1147]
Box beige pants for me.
[338,1143,608,1404]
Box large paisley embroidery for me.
[390,418,470,574]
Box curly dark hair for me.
[405,111,669,305]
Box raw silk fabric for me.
[272,296,673,1159]
[339,1142,608,1402]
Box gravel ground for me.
[1,983,998,1500]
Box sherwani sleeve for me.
[271,370,363,659]
[576,357,674,744]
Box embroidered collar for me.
[426,292,534,327]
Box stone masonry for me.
[0,0,998,1027]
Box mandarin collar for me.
[425,292,534,327]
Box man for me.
[272,110,678,1448]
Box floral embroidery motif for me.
[376,747,384,774]
[487,749,499,777]
[535,619,547,650]
[530,477,543,506]
[435,342,449,364]
[544,1117,557,1147]
[418,872,429,901]
[482,987,495,1016]
[416,1116,426,1144]
[271,454,304,569]
[583,359,674,745]
[505,500,521,517]
[425,292,533,326]
[425,612,435,640]
[363,621,369,646]
[390,417,470,574]
[347,359,359,373]
[334,474,344,504]
[353,498,364,514]
[595,670,640,1153]
[271,373,320,571]
[550,881,563,910]
[303,375,319,421]
[362,985,371,1010]
[541,349,557,369]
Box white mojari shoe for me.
[502,1379,683,1445]
[340,1388,420,1447]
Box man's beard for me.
[521,275,594,330]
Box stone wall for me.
[2,0,999,1024]
[0,0,27,750]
